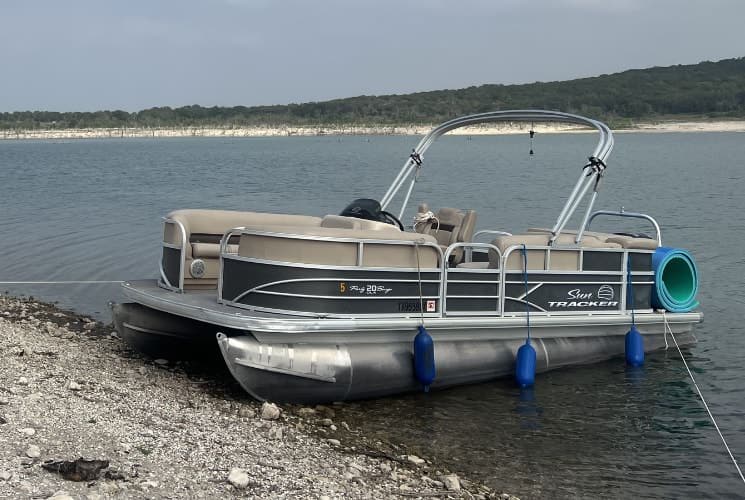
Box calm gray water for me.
[1,133,744,498]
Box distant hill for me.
[2,57,745,130]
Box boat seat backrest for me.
[415,207,477,263]
[320,215,402,232]
[526,227,658,250]
[488,233,622,270]
[237,224,439,268]
[162,209,323,289]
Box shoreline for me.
[2,120,745,140]
[0,294,514,499]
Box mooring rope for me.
[0,280,123,284]
[663,312,745,484]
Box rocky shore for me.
[4,119,744,141]
[0,294,516,500]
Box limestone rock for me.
[228,468,250,489]
[260,402,280,420]
[296,407,316,417]
[238,406,254,418]
[407,455,425,465]
[26,444,41,458]
[267,425,283,440]
[442,473,461,491]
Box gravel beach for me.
[0,294,515,499]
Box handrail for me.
[160,217,187,292]
[380,110,614,243]
[584,210,662,247]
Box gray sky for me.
[2,0,744,112]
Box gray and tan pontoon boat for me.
[112,110,702,403]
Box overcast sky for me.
[1,0,744,112]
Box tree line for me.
[2,57,744,130]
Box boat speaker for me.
[190,259,206,278]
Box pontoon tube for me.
[652,247,699,312]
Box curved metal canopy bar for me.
[380,109,615,244]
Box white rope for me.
[663,312,745,484]
[0,281,123,284]
[413,211,439,234]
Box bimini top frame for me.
[379,110,615,245]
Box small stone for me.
[267,425,283,440]
[139,480,158,488]
[315,405,335,418]
[0,470,12,481]
[319,496,331,500]
[48,492,74,500]
[341,421,351,431]
[329,424,337,431]
[442,473,461,491]
[326,439,341,446]
[138,367,147,375]
[83,322,96,330]
[18,377,29,386]
[238,406,254,418]
[320,418,334,427]
[379,463,391,474]
[407,455,425,465]
[26,444,41,458]
[47,490,75,500]
[20,427,36,436]
[0,415,6,425]
[153,358,168,366]
[0,397,9,405]
[228,468,250,489]
[109,331,119,338]
[260,402,280,420]
[296,407,316,417]
[68,381,82,391]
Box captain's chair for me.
[414,204,477,264]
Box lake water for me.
[1,132,744,498]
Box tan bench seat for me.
[488,233,621,270]
[237,224,440,268]
[163,209,323,289]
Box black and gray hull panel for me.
[217,324,696,404]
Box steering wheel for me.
[379,210,405,231]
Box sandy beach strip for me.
[2,120,744,140]
[0,295,515,499]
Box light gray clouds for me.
[1,0,743,111]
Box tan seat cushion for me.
[237,224,439,268]
[605,235,658,250]
[191,243,239,258]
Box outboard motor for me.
[339,199,404,230]
[340,198,384,221]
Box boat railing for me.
[443,242,502,316]
[213,225,656,318]
[159,216,188,292]
[218,227,446,316]
[500,244,655,315]
[583,210,662,247]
